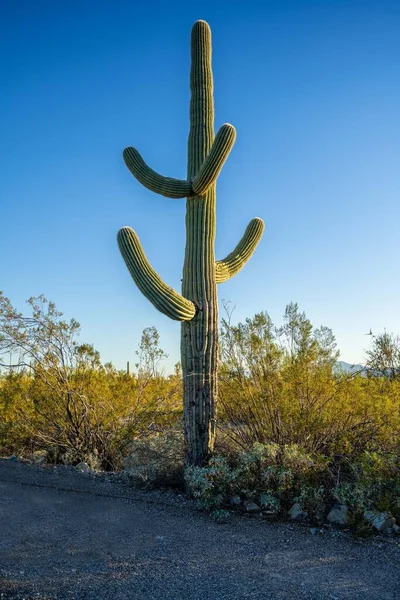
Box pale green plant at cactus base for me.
[118,20,264,465]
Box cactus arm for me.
[123,147,192,199]
[118,227,196,321]
[191,123,236,196]
[123,123,235,200]
[215,217,265,284]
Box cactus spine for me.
[118,20,264,465]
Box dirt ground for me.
[0,459,399,600]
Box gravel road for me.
[0,459,399,600]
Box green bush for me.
[185,444,400,533]
[334,451,400,519]
[185,443,325,514]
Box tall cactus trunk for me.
[181,22,217,465]
[117,19,264,466]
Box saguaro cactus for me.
[118,20,264,465]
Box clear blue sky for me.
[1,0,399,371]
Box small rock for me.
[245,501,260,512]
[309,527,323,535]
[9,455,18,462]
[392,523,400,535]
[364,510,396,533]
[75,462,90,473]
[288,503,308,521]
[327,504,348,525]
[263,510,277,517]
[230,496,241,506]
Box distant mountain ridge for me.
[335,361,367,374]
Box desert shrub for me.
[0,366,182,470]
[0,294,182,470]
[185,455,235,509]
[334,451,400,519]
[0,372,37,455]
[1,291,399,535]
[122,428,184,488]
[232,443,325,510]
[219,303,400,460]
[185,444,400,531]
[294,485,327,523]
[185,442,325,514]
[326,450,400,536]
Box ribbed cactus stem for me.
[181,20,218,464]
[117,19,265,466]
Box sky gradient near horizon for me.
[1,0,399,371]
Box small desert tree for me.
[0,293,177,468]
[365,331,400,380]
[217,303,376,455]
[0,293,108,462]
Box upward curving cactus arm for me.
[118,227,196,321]
[123,123,235,200]
[123,147,192,198]
[191,124,236,196]
[215,217,265,284]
